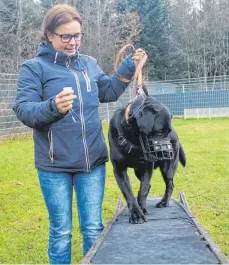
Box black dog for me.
[108,94,186,224]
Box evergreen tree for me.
[116,0,177,80]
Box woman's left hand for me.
[132,48,146,67]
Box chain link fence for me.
[1,74,229,140]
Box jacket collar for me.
[36,42,80,66]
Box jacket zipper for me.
[82,69,91,92]
[66,59,91,172]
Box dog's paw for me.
[129,214,147,224]
[156,200,169,208]
[129,207,147,224]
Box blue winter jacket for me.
[13,42,135,173]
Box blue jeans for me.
[38,164,105,264]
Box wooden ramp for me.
[81,193,229,264]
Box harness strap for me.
[118,135,144,161]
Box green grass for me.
[0,118,228,263]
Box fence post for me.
[209,107,211,119]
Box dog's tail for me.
[179,144,186,167]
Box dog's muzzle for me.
[139,135,174,162]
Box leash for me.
[113,44,148,123]
[114,44,148,97]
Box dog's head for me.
[127,95,173,162]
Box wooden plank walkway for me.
[81,193,229,264]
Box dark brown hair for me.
[41,4,82,42]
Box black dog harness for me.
[118,134,145,162]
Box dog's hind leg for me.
[135,164,153,215]
[156,161,177,208]
[113,167,147,224]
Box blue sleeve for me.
[12,60,65,130]
[97,55,135,103]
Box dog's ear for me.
[164,108,173,133]
[163,105,173,119]
[149,102,163,113]
[167,118,173,133]
[144,97,163,113]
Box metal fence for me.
[143,79,229,119]
[147,75,229,94]
[1,74,229,140]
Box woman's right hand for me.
[55,89,77,114]
[132,48,146,67]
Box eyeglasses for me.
[53,32,85,43]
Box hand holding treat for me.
[55,87,77,114]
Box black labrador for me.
[108,94,186,224]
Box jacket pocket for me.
[50,124,85,168]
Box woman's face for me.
[47,20,82,56]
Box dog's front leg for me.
[135,164,153,215]
[113,167,147,224]
[156,161,177,208]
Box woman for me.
[13,4,144,264]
